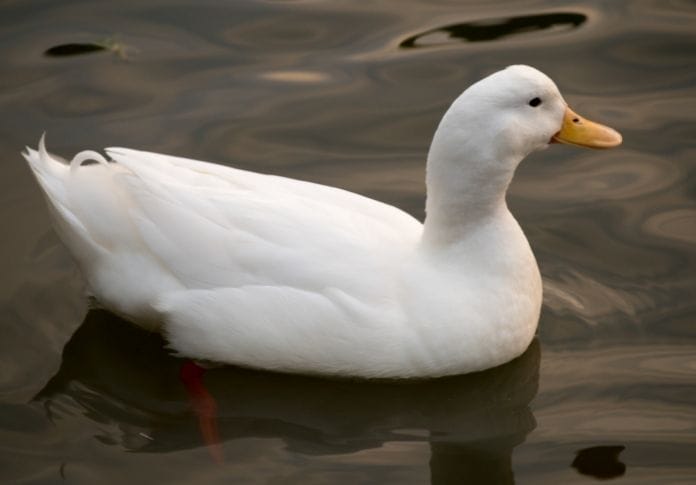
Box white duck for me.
[24,65,621,378]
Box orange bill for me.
[552,106,622,148]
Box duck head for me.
[435,65,621,163]
[424,65,622,242]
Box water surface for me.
[1,0,695,483]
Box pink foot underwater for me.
[180,360,224,464]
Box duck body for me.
[24,65,620,378]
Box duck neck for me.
[422,126,519,247]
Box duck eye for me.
[529,97,542,107]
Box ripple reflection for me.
[33,311,541,484]
[400,12,586,48]
[643,208,696,244]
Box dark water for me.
[1,0,695,483]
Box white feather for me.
[23,65,586,377]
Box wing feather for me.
[105,148,422,294]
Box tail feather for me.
[23,135,107,260]
[23,135,71,211]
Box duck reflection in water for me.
[35,310,540,484]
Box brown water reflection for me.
[1,0,696,483]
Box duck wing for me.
[104,147,422,295]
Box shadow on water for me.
[572,445,627,480]
[400,12,586,48]
[44,43,109,57]
[43,40,135,59]
[35,310,541,484]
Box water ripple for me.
[541,345,696,388]
[514,150,681,202]
[543,269,646,321]
[643,208,696,244]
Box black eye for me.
[529,97,542,107]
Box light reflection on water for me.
[1,0,695,483]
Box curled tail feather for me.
[23,134,114,203]
[23,134,70,206]
[22,135,112,262]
